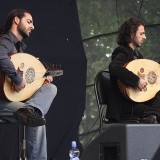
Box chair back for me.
[94,70,111,106]
[95,70,141,125]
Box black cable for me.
[138,0,144,18]
[79,116,99,140]
[82,128,99,149]
[115,0,119,28]
[82,22,160,43]
[82,31,118,42]
[79,128,100,137]
[146,23,160,28]
[86,83,94,88]
[79,115,103,149]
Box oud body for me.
[0,53,63,102]
[119,59,160,102]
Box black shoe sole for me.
[14,109,46,127]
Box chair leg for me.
[99,105,107,134]
[18,124,21,159]
[21,126,27,160]
[18,125,27,160]
[99,106,103,134]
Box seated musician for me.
[0,8,57,159]
[106,17,160,124]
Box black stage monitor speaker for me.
[100,142,120,160]
[81,124,160,160]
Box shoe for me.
[142,114,158,124]
[14,108,46,127]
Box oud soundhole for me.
[25,67,35,84]
[147,71,157,85]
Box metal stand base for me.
[18,125,27,160]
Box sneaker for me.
[14,108,46,127]
[141,114,158,124]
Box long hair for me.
[0,8,30,36]
[117,18,145,46]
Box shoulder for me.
[0,33,15,53]
[0,33,14,43]
[112,45,140,59]
[112,46,129,59]
[113,46,130,54]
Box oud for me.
[119,59,160,102]
[0,53,63,102]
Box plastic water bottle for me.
[69,141,80,160]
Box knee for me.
[47,83,57,97]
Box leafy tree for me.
[77,0,160,146]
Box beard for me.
[17,25,29,39]
[135,43,141,48]
[132,40,141,48]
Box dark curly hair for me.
[0,8,30,36]
[117,18,145,46]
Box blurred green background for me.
[77,0,160,148]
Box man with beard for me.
[0,8,57,159]
[106,17,160,124]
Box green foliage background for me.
[76,0,160,147]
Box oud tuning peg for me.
[55,64,61,70]
[48,63,52,70]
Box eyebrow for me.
[26,19,33,23]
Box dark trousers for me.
[129,91,160,120]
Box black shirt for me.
[0,31,26,85]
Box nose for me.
[143,34,146,40]
[31,24,34,30]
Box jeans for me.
[0,83,57,160]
